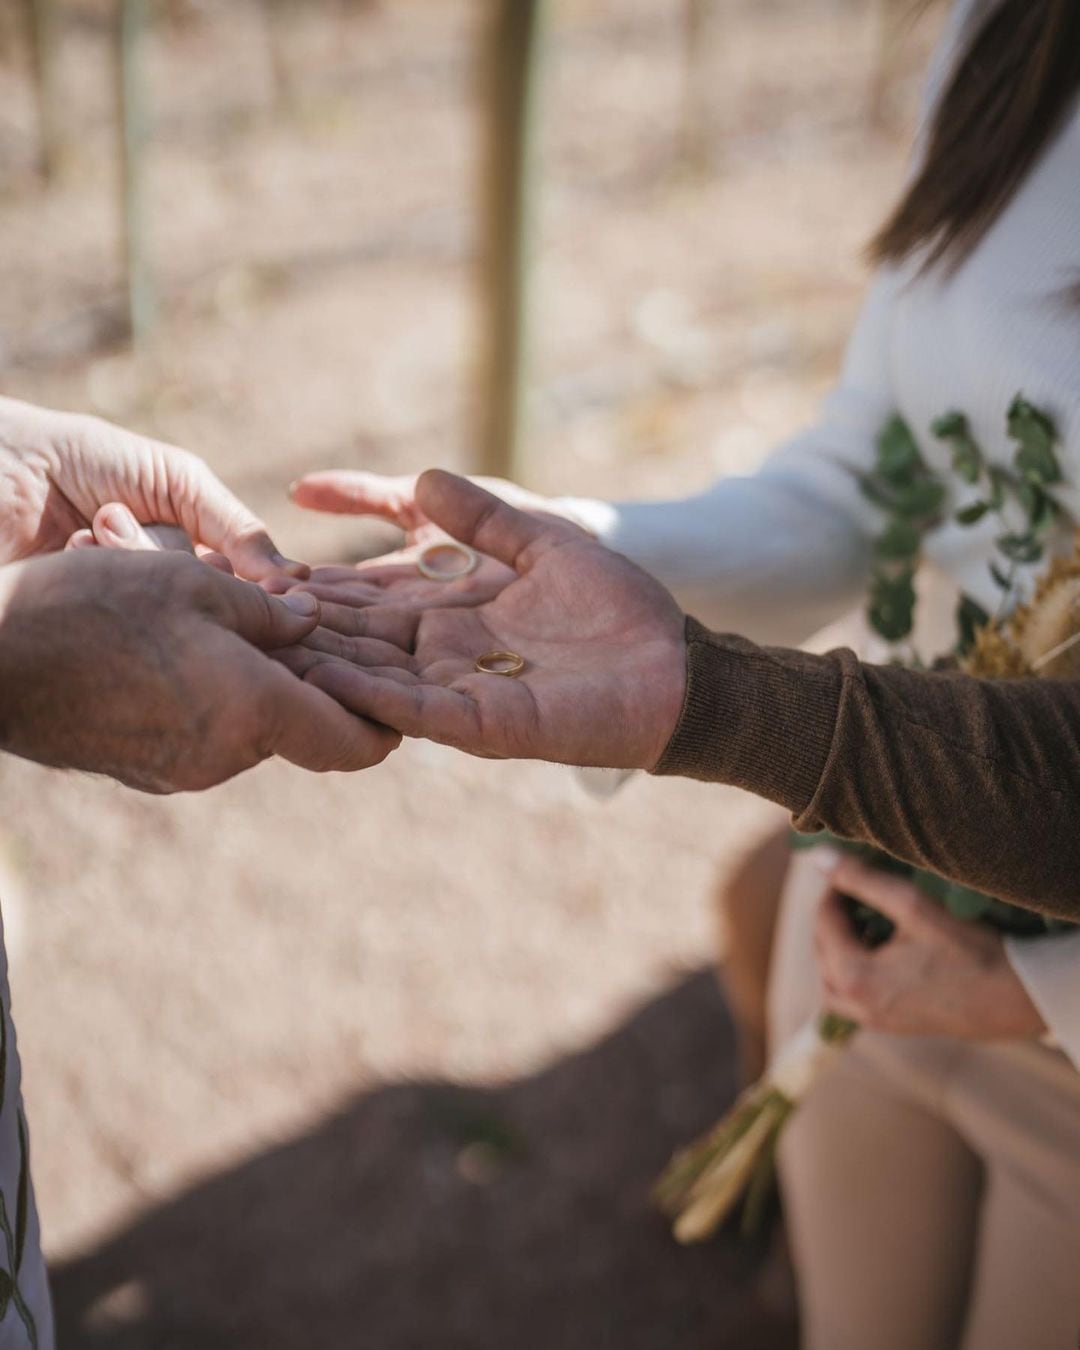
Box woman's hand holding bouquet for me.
[815,854,1045,1040]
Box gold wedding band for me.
[416,540,479,581]
[474,650,526,677]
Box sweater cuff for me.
[651,616,845,814]
[1003,931,1080,1072]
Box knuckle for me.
[471,496,501,541]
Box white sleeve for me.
[550,0,986,648]
[554,271,899,646]
[1004,932,1080,1072]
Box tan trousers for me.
[768,853,1080,1350]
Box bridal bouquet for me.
[655,397,1079,1244]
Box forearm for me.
[0,555,167,780]
[0,559,53,763]
[654,617,1080,920]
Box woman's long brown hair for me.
[870,0,1080,270]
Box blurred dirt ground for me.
[0,1,935,1345]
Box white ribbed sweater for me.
[563,0,1080,1065]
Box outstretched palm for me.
[285,469,534,611]
[292,472,688,770]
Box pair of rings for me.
[414,541,525,678]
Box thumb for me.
[289,471,425,529]
[827,857,941,935]
[92,503,193,554]
[201,568,322,649]
[169,451,309,584]
[414,470,575,573]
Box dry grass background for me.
[0,1,934,1344]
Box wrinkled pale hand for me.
[0,395,306,580]
[276,470,689,771]
[281,469,566,610]
[814,854,1046,1039]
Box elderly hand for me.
[283,468,581,610]
[814,855,1046,1039]
[0,549,398,792]
[281,470,687,771]
[0,395,307,581]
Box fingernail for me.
[100,505,139,541]
[282,591,318,617]
[809,846,843,876]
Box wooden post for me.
[264,0,296,114]
[682,0,717,174]
[866,0,905,128]
[116,0,155,348]
[475,0,546,483]
[0,4,18,65]
[22,0,65,181]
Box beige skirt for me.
[766,850,1080,1350]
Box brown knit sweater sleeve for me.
[653,617,1080,921]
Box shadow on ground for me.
[51,972,796,1350]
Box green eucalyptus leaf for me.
[857,474,898,511]
[989,560,1013,590]
[941,886,993,922]
[789,830,832,851]
[955,500,989,526]
[867,566,917,641]
[997,532,1044,565]
[932,410,983,484]
[953,446,981,484]
[874,518,923,559]
[1016,445,1061,486]
[818,1012,859,1045]
[893,478,946,519]
[911,870,948,903]
[1017,479,1056,532]
[956,595,990,654]
[988,466,1010,511]
[982,897,1052,936]
[1009,395,1061,485]
[930,410,968,439]
[876,415,923,481]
